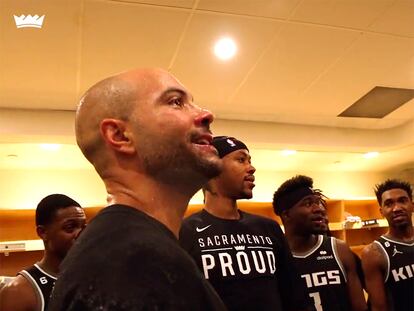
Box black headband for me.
[212,136,249,158]
[274,186,314,215]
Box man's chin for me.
[198,156,223,180]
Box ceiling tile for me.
[0,0,81,110]
[120,0,195,8]
[292,0,393,30]
[197,0,301,19]
[171,11,282,109]
[229,23,359,120]
[300,33,414,128]
[369,0,414,37]
[80,0,190,92]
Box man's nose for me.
[194,107,214,128]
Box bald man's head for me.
[75,76,133,164]
[75,68,220,188]
[76,68,171,166]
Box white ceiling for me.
[0,0,413,173]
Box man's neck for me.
[204,193,240,220]
[387,224,414,242]
[38,253,60,277]
[285,230,319,253]
[104,173,195,238]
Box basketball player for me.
[273,175,367,311]
[180,136,313,311]
[361,179,414,311]
[48,68,226,310]
[0,194,86,311]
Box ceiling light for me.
[281,150,297,156]
[363,151,379,159]
[40,144,61,151]
[214,37,237,60]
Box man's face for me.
[380,188,413,228]
[129,70,222,186]
[214,149,255,200]
[287,194,328,235]
[42,206,86,260]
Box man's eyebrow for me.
[239,150,250,157]
[158,87,194,102]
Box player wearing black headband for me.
[180,136,313,311]
[273,175,367,311]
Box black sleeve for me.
[274,225,315,311]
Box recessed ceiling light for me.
[363,151,379,159]
[40,144,61,151]
[214,37,237,60]
[281,149,297,156]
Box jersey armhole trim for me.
[331,237,347,282]
[373,240,390,282]
[18,270,45,311]
[34,264,57,280]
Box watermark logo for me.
[14,15,45,29]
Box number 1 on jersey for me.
[309,292,323,311]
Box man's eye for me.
[399,197,409,204]
[63,225,75,232]
[170,98,183,107]
[237,157,247,163]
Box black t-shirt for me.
[179,209,312,311]
[292,235,350,311]
[49,204,226,311]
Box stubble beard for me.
[142,139,222,192]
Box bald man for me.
[48,68,226,310]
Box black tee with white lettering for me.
[179,209,312,311]
[49,205,226,311]
[292,235,349,311]
[374,235,414,311]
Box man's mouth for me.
[192,133,218,155]
[193,133,213,145]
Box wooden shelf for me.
[0,200,388,274]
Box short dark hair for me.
[36,194,82,226]
[374,179,413,205]
[272,175,314,215]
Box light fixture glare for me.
[363,151,379,159]
[40,144,61,151]
[281,149,297,156]
[214,37,237,60]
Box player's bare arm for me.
[361,242,388,311]
[336,240,367,311]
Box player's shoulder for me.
[182,210,205,226]
[0,274,36,307]
[361,241,383,258]
[241,210,280,225]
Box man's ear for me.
[379,205,385,218]
[100,119,135,155]
[37,225,47,240]
[281,209,290,222]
